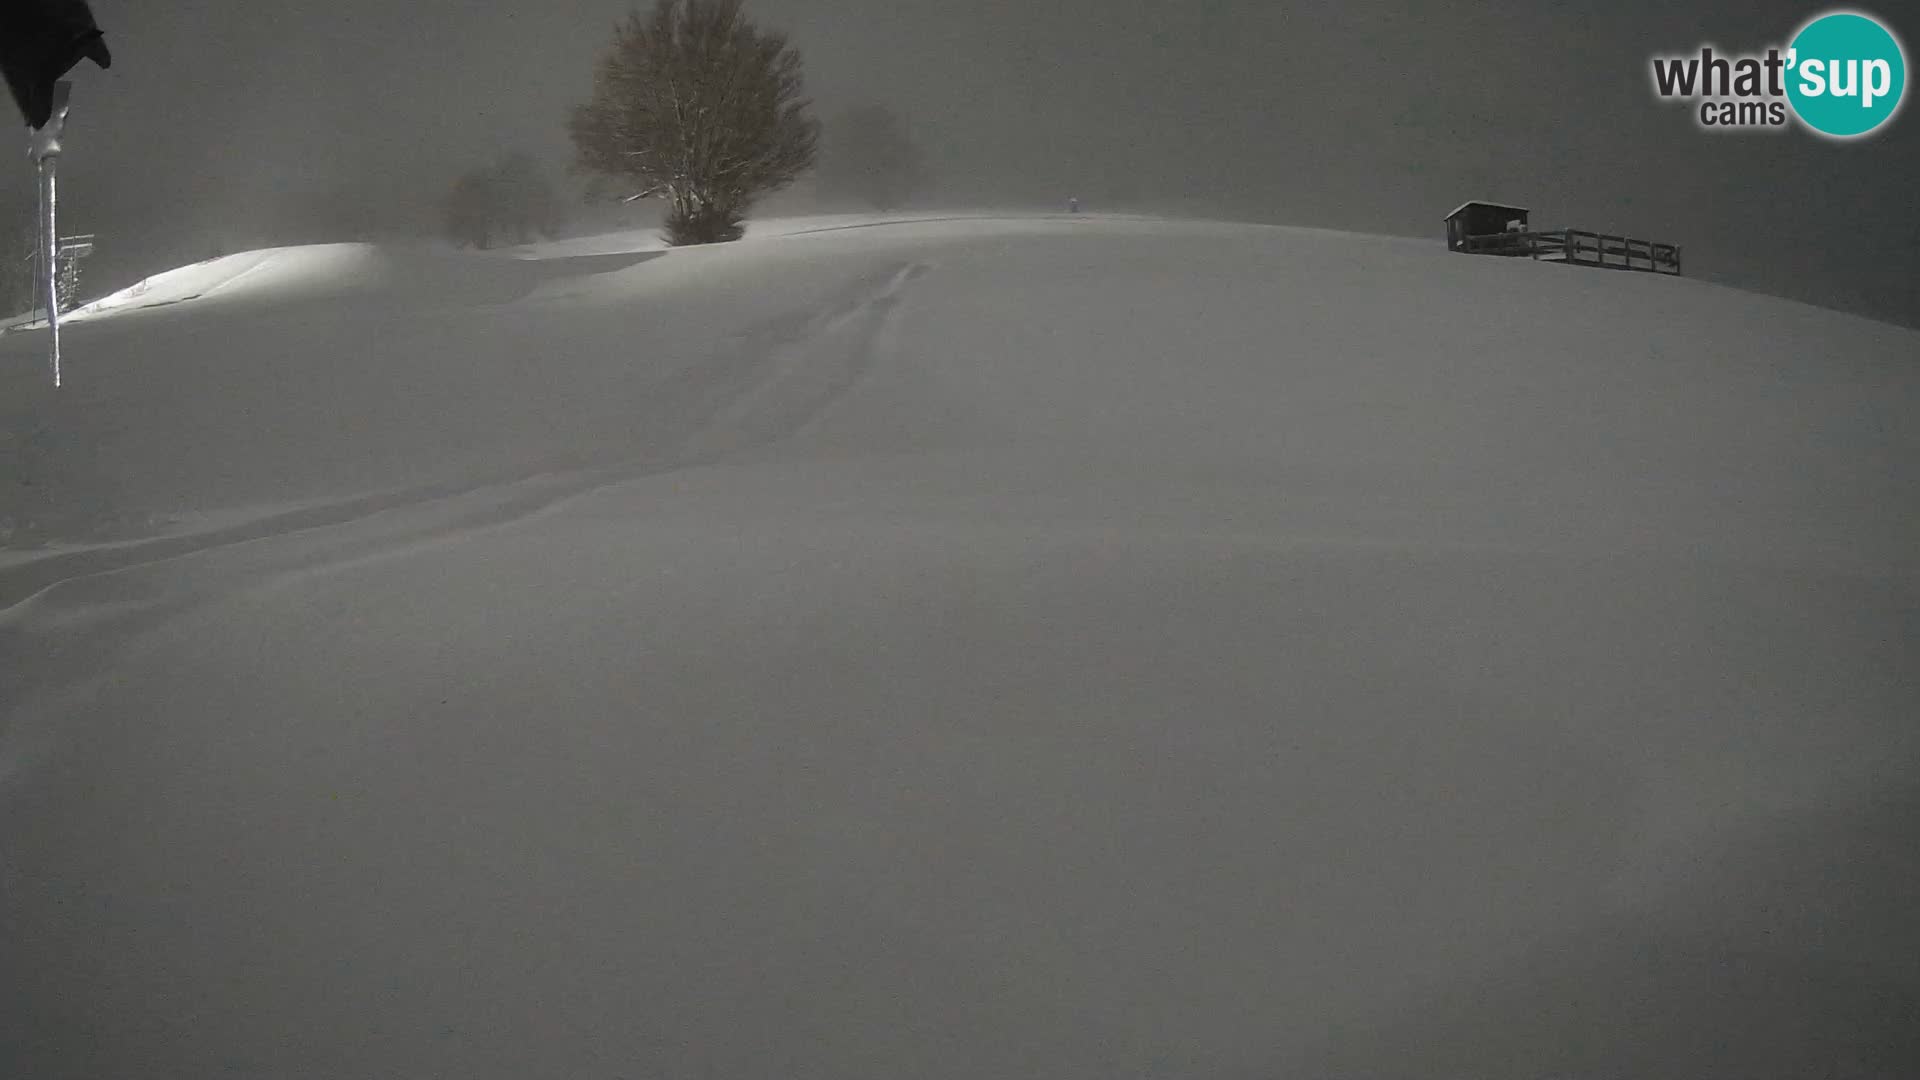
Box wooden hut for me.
[1444,200,1682,276]
[1444,201,1530,252]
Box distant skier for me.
[1068,196,1080,214]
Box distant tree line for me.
[445,152,565,250]
[818,104,926,212]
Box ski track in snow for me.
[0,260,931,612]
[0,258,931,780]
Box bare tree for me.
[569,0,818,246]
[820,105,926,212]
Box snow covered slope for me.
[2,214,1917,1079]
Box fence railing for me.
[1463,230,1681,276]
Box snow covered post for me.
[3,0,113,388]
[30,81,71,387]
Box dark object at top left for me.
[1,0,111,129]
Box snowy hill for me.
[2,213,1917,1079]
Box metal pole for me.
[40,151,61,388]
[33,135,46,316]
[30,81,74,389]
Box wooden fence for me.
[1463,230,1682,276]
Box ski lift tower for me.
[3,0,113,388]
[56,230,95,311]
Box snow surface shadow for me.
[0,262,931,731]
[0,259,926,608]
[40,249,669,325]
[1267,783,1920,1080]
[0,249,677,548]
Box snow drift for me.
[2,214,1917,1080]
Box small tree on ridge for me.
[445,152,564,249]
[568,0,818,246]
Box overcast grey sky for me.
[14,0,1920,324]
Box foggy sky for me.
[13,0,1919,325]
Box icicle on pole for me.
[3,0,114,388]
[32,86,70,388]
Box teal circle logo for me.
[1786,11,1907,138]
